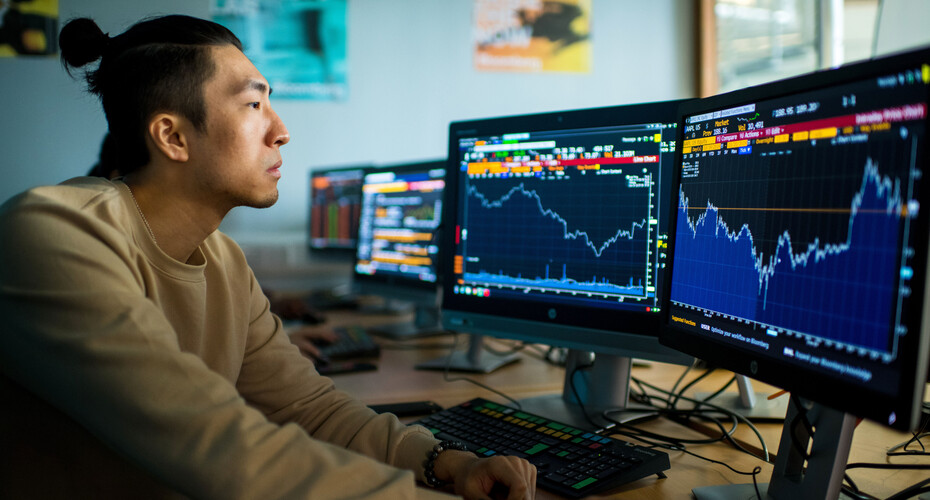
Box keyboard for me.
[318,325,381,361]
[413,398,670,498]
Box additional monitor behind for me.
[353,160,447,338]
[309,165,368,255]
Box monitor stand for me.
[694,374,789,421]
[516,350,660,432]
[692,396,856,500]
[415,334,520,373]
[367,303,448,340]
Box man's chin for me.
[246,190,279,209]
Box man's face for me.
[188,45,290,210]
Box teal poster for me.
[212,0,348,100]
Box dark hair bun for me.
[59,18,109,69]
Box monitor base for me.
[367,321,448,340]
[366,302,447,340]
[415,334,519,373]
[694,374,789,421]
[415,349,520,373]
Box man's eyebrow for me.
[241,79,272,97]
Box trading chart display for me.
[310,167,365,250]
[355,167,445,283]
[668,63,929,396]
[451,120,677,313]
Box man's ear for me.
[147,113,190,162]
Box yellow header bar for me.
[682,136,718,148]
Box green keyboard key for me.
[524,443,549,455]
[573,477,597,490]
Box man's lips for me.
[267,161,283,178]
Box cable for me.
[887,432,929,457]
[602,372,771,465]
[886,477,930,500]
[871,0,885,58]
[698,375,738,405]
[846,462,930,471]
[632,376,771,462]
[667,363,694,402]
[887,412,929,456]
[439,332,523,409]
[565,362,766,499]
[565,359,609,432]
[667,367,717,410]
[480,338,527,357]
[786,394,814,467]
[675,446,764,500]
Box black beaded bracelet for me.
[423,440,468,488]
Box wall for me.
[1,0,696,247]
[8,1,927,248]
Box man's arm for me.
[229,238,537,499]
[0,191,450,499]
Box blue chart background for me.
[462,171,654,296]
[671,157,904,352]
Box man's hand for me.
[287,325,339,363]
[433,449,537,500]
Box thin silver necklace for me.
[126,185,157,245]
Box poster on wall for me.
[0,0,58,57]
[473,0,591,73]
[212,0,347,100]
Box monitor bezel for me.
[661,47,930,431]
[441,100,693,355]
[307,164,371,255]
[351,160,447,294]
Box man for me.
[0,14,535,499]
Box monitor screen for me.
[440,101,693,423]
[443,101,690,357]
[354,161,446,288]
[663,47,930,432]
[309,166,367,252]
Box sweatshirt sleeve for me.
[232,266,441,480]
[0,191,450,499]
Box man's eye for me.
[248,102,261,109]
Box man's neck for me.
[123,172,227,263]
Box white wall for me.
[2,0,210,211]
[1,0,695,244]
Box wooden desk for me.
[321,312,929,499]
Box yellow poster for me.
[474,0,591,73]
[0,0,58,57]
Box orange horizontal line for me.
[687,207,899,215]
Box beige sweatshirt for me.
[0,177,453,499]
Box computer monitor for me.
[353,160,447,339]
[662,46,930,499]
[440,100,694,427]
[309,165,368,255]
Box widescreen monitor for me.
[308,165,368,254]
[441,100,693,427]
[353,160,447,338]
[662,46,930,498]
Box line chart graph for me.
[461,170,656,297]
[467,183,648,258]
[671,158,904,351]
